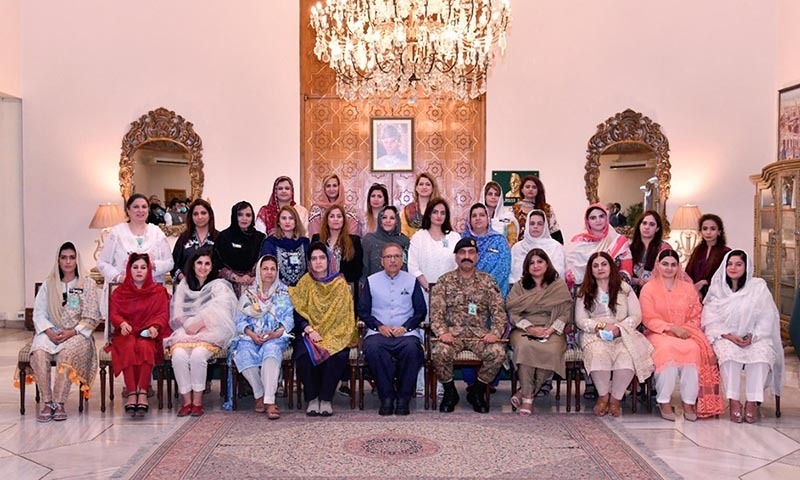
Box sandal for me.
[254,397,266,413]
[593,395,609,417]
[729,399,743,423]
[510,392,522,410]
[658,403,675,422]
[583,383,598,400]
[266,403,280,420]
[519,397,533,417]
[608,398,622,417]
[53,403,67,421]
[37,403,56,423]
[744,401,757,424]
[125,393,138,416]
[136,391,149,417]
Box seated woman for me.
[510,210,565,285]
[701,250,784,423]
[506,248,572,416]
[566,203,633,288]
[230,255,294,419]
[361,205,409,280]
[164,249,237,417]
[629,210,672,294]
[640,250,724,422]
[260,205,310,287]
[289,242,357,417]
[108,253,170,417]
[26,242,101,422]
[575,252,654,417]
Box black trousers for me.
[363,335,424,402]
[294,347,349,402]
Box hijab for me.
[215,201,266,272]
[257,176,298,235]
[45,242,89,325]
[511,209,565,282]
[111,255,170,331]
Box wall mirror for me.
[119,107,204,236]
[585,109,671,235]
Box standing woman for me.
[230,255,294,418]
[361,206,409,280]
[97,193,173,284]
[512,175,563,244]
[685,214,730,300]
[289,242,357,417]
[401,173,439,238]
[575,252,654,417]
[506,249,572,416]
[255,176,309,236]
[165,249,237,416]
[510,210,565,285]
[701,250,784,423]
[25,242,101,422]
[566,204,633,288]
[171,199,218,286]
[311,204,363,288]
[464,203,512,297]
[360,183,390,235]
[108,253,171,416]
[307,174,360,236]
[260,205,310,287]
[214,201,266,297]
[629,210,672,293]
[408,198,462,294]
[641,250,724,421]
[481,181,518,246]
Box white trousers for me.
[720,361,769,402]
[241,358,281,404]
[655,365,699,405]
[171,346,213,395]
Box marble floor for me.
[1,327,799,479]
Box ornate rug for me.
[125,412,677,479]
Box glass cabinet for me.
[752,159,800,346]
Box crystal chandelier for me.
[310,0,512,103]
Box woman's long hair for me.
[319,204,355,261]
[420,197,454,233]
[274,205,306,239]
[520,248,558,290]
[178,199,218,245]
[685,213,727,280]
[578,251,622,314]
[365,184,389,232]
[629,210,664,272]
[182,248,219,291]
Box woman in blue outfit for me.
[229,255,294,419]
[463,203,512,297]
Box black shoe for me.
[338,384,352,397]
[395,399,411,416]
[379,398,395,416]
[439,381,459,413]
[467,381,490,413]
[583,383,598,400]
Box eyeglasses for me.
[382,254,402,260]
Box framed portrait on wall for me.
[779,83,800,161]
[491,170,540,207]
[371,117,414,172]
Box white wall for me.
[778,0,800,89]
[0,0,21,97]
[487,0,777,248]
[16,0,785,308]
[0,98,24,319]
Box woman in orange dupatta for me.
[640,249,724,421]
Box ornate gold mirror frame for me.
[119,107,204,236]
[585,108,671,234]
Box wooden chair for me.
[18,283,87,415]
[162,348,226,409]
[229,346,295,410]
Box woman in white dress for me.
[701,250,784,423]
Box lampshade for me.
[89,203,126,229]
[671,204,702,231]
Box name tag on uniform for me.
[231,243,242,249]
[488,247,499,253]
[67,293,80,309]
[468,303,478,315]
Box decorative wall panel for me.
[299,0,486,232]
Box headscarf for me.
[215,201,266,272]
[373,206,409,248]
[308,174,360,236]
[45,243,89,325]
[645,250,725,418]
[464,203,511,296]
[480,181,518,240]
[256,176,298,236]
[289,247,357,356]
[239,255,286,320]
[701,250,785,396]
[362,206,410,278]
[566,203,632,285]
[510,209,565,283]
[110,255,170,334]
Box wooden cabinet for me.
[751,159,800,346]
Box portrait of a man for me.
[372,118,414,172]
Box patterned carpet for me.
[126,412,676,479]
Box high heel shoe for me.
[135,391,149,416]
[658,403,675,422]
[729,399,743,423]
[125,393,138,416]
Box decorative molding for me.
[119,107,204,201]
